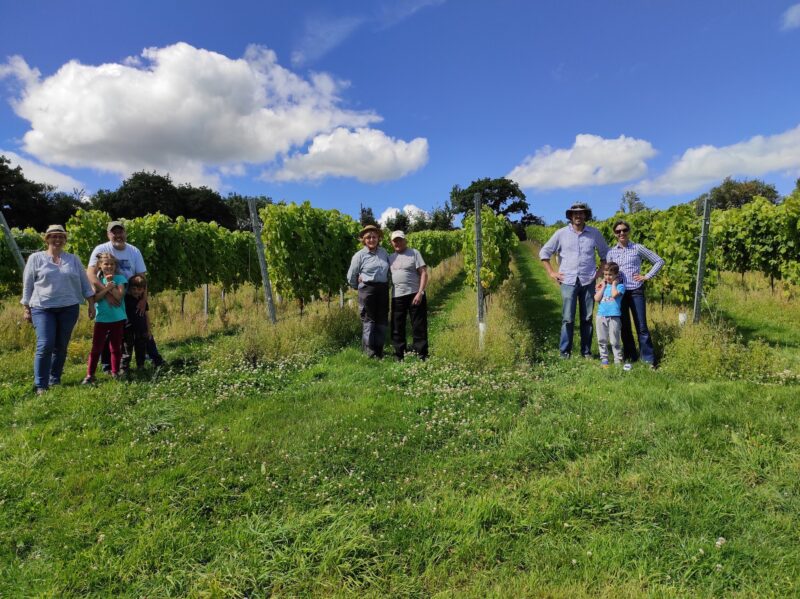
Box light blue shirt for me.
[597,282,626,317]
[347,247,390,289]
[21,251,94,308]
[95,274,128,323]
[539,224,610,286]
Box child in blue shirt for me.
[83,253,127,383]
[594,261,626,368]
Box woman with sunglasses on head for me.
[606,220,665,368]
[21,225,96,395]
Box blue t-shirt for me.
[597,282,625,317]
[96,274,128,323]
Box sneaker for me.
[623,363,633,372]
[35,387,47,396]
[600,359,609,369]
[81,375,96,385]
[582,353,593,360]
[560,352,571,359]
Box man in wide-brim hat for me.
[348,223,390,358]
[539,202,610,359]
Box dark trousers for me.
[391,293,428,360]
[620,287,656,364]
[122,313,148,370]
[358,282,389,358]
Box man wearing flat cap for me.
[347,224,390,358]
[388,230,428,361]
[539,203,609,359]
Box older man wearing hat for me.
[87,221,166,372]
[539,203,610,359]
[347,224,390,358]
[388,230,428,361]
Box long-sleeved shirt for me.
[606,242,665,291]
[21,251,95,308]
[539,225,610,286]
[347,247,390,289]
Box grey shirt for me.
[539,224,610,286]
[21,251,95,308]
[347,247,390,289]
[389,248,426,297]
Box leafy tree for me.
[429,202,456,231]
[450,177,529,218]
[620,190,647,213]
[359,204,378,227]
[408,210,431,233]
[511,212,546,240]
[175,184,236,229]
[0,154,55,230]
[92,171,181,219]
[225,194,272,230]
[385,210,410,232]
[693,176,779,213]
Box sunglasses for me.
[614,228,630,234]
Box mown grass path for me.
[2,255,800,597]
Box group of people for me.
[21,203,662,392]
[21,221,164,395]
[347,225,429,361]
[540,202,665,369]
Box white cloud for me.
[291,15,366,67]
[378,203,429,226]
[781,3,800,30]
[0,42,429,188]
[0,149,83,191]
[375,0,447,28]
[508,134,657,189]
[271,127,428,183]
[635,124,800,195]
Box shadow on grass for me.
[514,243,562,360]
[714,308,800,350]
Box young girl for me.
[83,253,127,383]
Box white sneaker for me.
[623,363,633,371]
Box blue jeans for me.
[30,304,80,390]
[560,281,595,357]
[620,288,655,364]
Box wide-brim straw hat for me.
[44,224,67,238]
[565,202,593,220]
[359,224,382,238]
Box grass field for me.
[1,245,798,597]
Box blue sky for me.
[1,0,799,225]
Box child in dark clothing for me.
[121,275,164,373]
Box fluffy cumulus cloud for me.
[378,204,428,226]
[1,149,83,191]
[271,127,428,183]
[635,124,800,195]
[781,3,800,30]
[507,134,657,189]
[0,42,427,187]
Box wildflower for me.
[715,537,726,549]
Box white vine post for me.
[247,198,277,324]
[474,192,486,351]
[203,284,210,319]
[693,194,712,324]
[0,207,26,272]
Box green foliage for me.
[619,190,648,214]
[0,227,44,296]
[693,176,780,213]
[450,177,529,218]
[405,230,461,268]
[260,201,359,308]
[463,207,517,293]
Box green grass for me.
[1,249,799,596]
